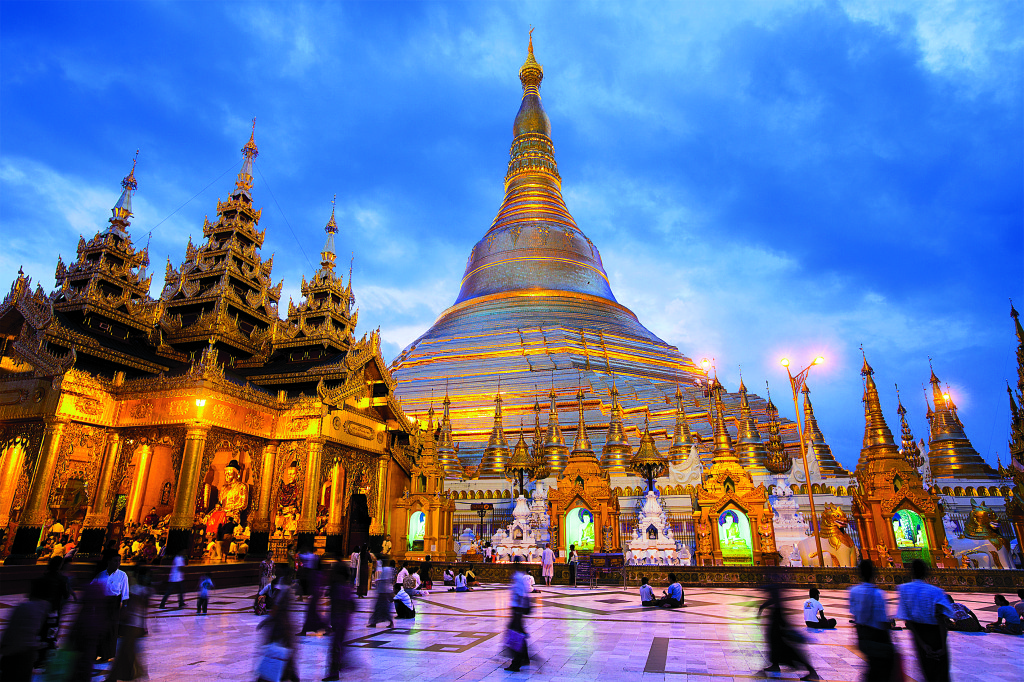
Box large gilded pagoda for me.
[0,130,420,562]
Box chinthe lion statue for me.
[797,503,859,567]
[947,500,1013,569]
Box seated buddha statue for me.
[220,459,250,523]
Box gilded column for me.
[297,437,324,534]
[9,417,70,558]
[78,431,121,555]
[167,423,210,556]
[370,453,389,537]
[248,441,278,557]
[125,443,153,524]
[324,460,346,556]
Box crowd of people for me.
[3,550,1021,681]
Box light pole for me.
[781,355,826,568]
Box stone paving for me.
[1,582,1021,681]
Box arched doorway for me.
[408,510,426,552]
[892,509,930,565]
[346,493,371,555]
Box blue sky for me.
[1,1,1021,473]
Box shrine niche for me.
[272,441,307,540]
[693,379,778,567]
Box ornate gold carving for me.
[75,396,103,416]
[129,401,154,420]
[343,421,374,440]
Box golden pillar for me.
[125,443,153,524]
[169,423,210,530]
[0,441,27,530]
[84,432,120,528]
[253,441,279,532]
[298,437,323,533]
[21,417,70,527]
[325,461,345,535]
[370,453,389,536]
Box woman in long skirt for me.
[322,564,355,681]
[356,544,372,598]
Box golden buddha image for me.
[220,459,249,523]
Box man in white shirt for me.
[639,577,656,606]
[849,559,893,681]
[94,555,130,661]
[349,550,359,587]
[393,586,415,619]
[159,553,187,609]
[541,544,555,586]
[803,588,836,629]
[896,559,951,682]
[395,563,409,591]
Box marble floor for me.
[1,582,1021,681]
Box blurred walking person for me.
[322,563,356,681]
[0,584,48,681]
[158,552,186,609]
[356,544,371,598]
[896,560,951,682]
[504,558,532,672]
[106,566,153,681]
[367,560,395,628]
[758,584,820,681]
[94,555,130,662]
[849,560,894,681]
[68,573,107,682]
[257,573,300,682]
[260,551,276,592]
[298,555,326,636]
[32,555,72,656]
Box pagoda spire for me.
[319,195,338,277]
[108,150,139,234]
[479,385,510,478]
[436,385,462,479]
[235,117,258,199]
[710,377,738,465]
[601,378,631,475]
[570,386,595,458]
[667,384,693,464]
[763,383,791,474]
[801,384,848,477]
[896,386,924,470]
[735,377,768,473]
[860,353,896,452]
[925,362,994,479]
[543,381,569,476]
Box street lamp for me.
[780,355,826,567]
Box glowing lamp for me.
[814,356,825,365]
[700,358,711,370]
[195,398,206,407]
[780,358,790,367]
[942,392,950,402]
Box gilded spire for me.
[479,386,510,478]
[630,409,667,492]
[601,378,632,474]
[519,28,544,94]
[763,384,791,474]
[234,118,258,197]
[436,387,462,479]
[543,384,569,475]
[860,353,896,451]
[735,377,768,473]
[319,195,338,276]
[711,377,738,464]
[667,384,693,464]
[801,384,848,476]
[571,386,594,457]
[108,150,139,232]
[896,387,924,469]
[925,363,994,479]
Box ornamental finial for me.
[519,28,543,92]
[109,150,140,228]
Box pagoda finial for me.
[764,381,791,474]
[859,350,896,451]
[571,385,593,455]
[109,150,140,231]
[235,118,258,196]
[519,28,543,93]
[318,196,338,276]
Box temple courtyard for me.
[2,583,1021,681]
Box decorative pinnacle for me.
[123,150,139,191]
[519,28,544,92]
[326,195,337,234]
[242,117,258,160]
[110,150,140,226]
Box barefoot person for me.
[541,544,555,587]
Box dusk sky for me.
[1,1,1021,472]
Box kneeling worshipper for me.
[945,595,982,632]
[985,595,1022,635]
[393,586,416,620]
[803,588,837,629]
[639,577,656,607]
[449,570,470,593]
[656,574,684,608]
[443,568,455,586]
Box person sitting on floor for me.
[465,566,477,588]
[403,567,428,597]
[656,574,684,608]
[985,594,1022,635]
[525,571,537,593]
[393,585,416,619]
[1013,589,1024,619]
[395,562,409,592]
[804,588,836,629]
[639,577,657,607]
[946,595,983,632]
[443,568,455,587]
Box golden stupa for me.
[391,37,819,477]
